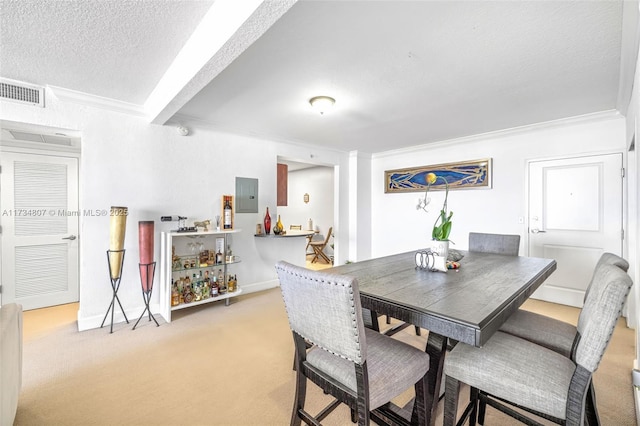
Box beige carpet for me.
[15,281,636,425]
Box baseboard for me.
[635,385,640,425]
[237,279,279,294]
[77,303,160,332]
[76,280,280,331]
[633,361,640,425]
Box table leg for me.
[425,332,448,426]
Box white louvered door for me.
[1,152,79,309]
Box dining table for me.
[328,249,557,426]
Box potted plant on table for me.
[417,172,453,258]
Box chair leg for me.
[469,387,479,426]
[414,325,422,336]
[291,365,306,426]
[311,246,321,263]
[444,375,461,426]
[478,392,487,425]
[585,383,600,426]
[411,373,429,426]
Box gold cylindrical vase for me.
[109,206,128,279]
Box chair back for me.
[574,264,633,372]
[323,227,333,245]
[583,252,629,302]
[468,232,520,256]
[595,252,629,272]
[275,260,367,364]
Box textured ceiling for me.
[177,0,624,153]
[0,0,213,104]
[0,0,630,154]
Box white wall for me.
[0,89,349,330]
[625,9,640,364]
[277,166,334,253]
[370,114,628,258]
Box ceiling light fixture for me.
[309,96,335,115]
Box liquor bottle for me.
[183,274,193,303]
[224,198,232,229]
[216,249,223,265]
[193,273,202,301]
[218,268,226,294]
[264,207,271,234]
[227,274,236,293]
[211,274,219,297]
[177,277,184,304]
[226,244,232,262]
[171,279,180,306]
[202,271,210,299]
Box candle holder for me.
[101,249,130,333]
[133,262,159,330]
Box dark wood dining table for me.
[328,250,557,426]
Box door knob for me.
[530,228,546,234]
[62,235,77,240]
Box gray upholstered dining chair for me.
[500,252,629,357]
[468,232,520,255]
[275,261,430,426]
[442,263,633,426]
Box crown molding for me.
[48,86,147,117]
[373,110,622,159]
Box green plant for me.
[417,172,453,241]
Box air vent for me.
[0,78,45,107]
[8,130,72,146]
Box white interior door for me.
[528,153,623,307]
[1,151,79,310]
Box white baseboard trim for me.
[633,361,640,425]
[77,303,160,332]
[237,279,279,294]
[77,280,280,331]
[634,385,640,425]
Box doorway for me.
[527,153,623,307]
[277,158,335,263]
[1,125,80,310]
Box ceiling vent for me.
[8,130,72,146]
[0,78,45,107]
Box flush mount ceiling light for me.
[309,96,335,115]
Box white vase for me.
[431,240,449,260]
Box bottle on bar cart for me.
[224,198,232,229]
[218,269,226,294]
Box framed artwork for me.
[385,158,492,193]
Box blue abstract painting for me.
[385,159,492,193]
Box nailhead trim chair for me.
[275,261,430,425]
[499,252,629,358]
[443,263,633,426]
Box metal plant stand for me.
[101,249,129,333]
[133,262,159,330]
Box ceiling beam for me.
[145,0,298,125]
